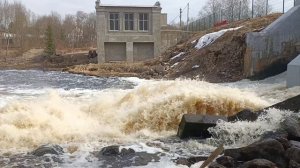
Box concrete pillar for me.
[152,7,162,58]
[126,42,134,62]
[96,10,106,63]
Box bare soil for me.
[0,48,96,71]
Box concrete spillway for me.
[244,5,300,79]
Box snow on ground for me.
[171,62,179,68]
[171,52,185,60]
[192,65,200,69]
[195,26,243,49]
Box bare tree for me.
[253,0,271,17]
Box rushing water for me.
[0,70,299,167]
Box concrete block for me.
[287,55,300,88]
[177,114,227,139]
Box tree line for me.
[197,0,270,22]
[0,0,96,55]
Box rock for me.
[177,114,227,139]
[224,139,288,168]
[281,116,300,141]
[260,131,290,150]
[216,156,235,167]
[275,137,291,150]
[99,145,120,156]
[175,156,208,167]
[285,147,300,163]
[228,109,260,122]
[260,131,288,140]
[208,162,226,168]
[267,95,300,112]
[99,145,135,156]
[289,140,300,148]
[95,145,161,168]
[241,159,278,168]
[289,160,300,168]
[31,144,64,157]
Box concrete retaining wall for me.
[161,30,194,53]
[287,55,300,88]
[244,5,300,78]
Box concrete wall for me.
[244,5,300,77]
[161,13,168,26]
[95,3,162,63]
[296,0,300,6]
[287,55,300,87]
[133,42,154,61]
[161,30,193,53]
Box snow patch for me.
[171,52,185,60]
[195,26,242,49]
[171,62,179,68]
[192,65,200,69]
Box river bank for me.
[66,14,282,83]
[0,48,97,72]
[1,14,281,83]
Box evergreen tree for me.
[45,25,55,55]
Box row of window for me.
[109,13,149,31]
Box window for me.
[125,13,134,31]
[109,13,119,31]
[139,13,149,31]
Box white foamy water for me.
[0,70,299,167]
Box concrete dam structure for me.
[244,4,300,78]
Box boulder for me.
[31,144,64,157]
[228,109,260,122]
[241,159,278,168]
[289,140,300,148]
[281,116,300,141]
[267,95,300,112]
[99,145,134,156]
[177,114,227,139]
[224,139,288,168]
[95,145,161,168]
[175,156,208,167]
[216,156,235,167]
[289,160,300,168]
[208,162,226,168]
[285,147,300,163]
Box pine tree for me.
[45,25,55,55]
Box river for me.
[0,70,299,167]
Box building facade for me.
[95,1,164,63]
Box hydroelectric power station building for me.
[95,0,168,63]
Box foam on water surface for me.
[0,70,299,167]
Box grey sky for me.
[9,0,208,23]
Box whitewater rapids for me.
[0,70,300,167]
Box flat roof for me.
[98,4,158,8]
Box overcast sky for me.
[8,0,208,23]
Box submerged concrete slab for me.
[177,114,227,139]
[287,55,300,88]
